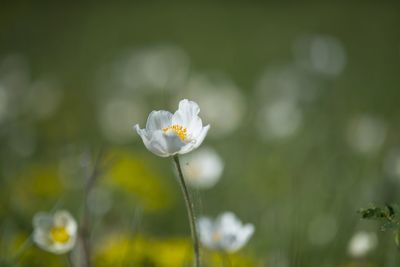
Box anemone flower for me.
[32,210,77,254]
[198,212,254,253]
[181,147,224,189]
[134,99,210,267]
[134,99,210,157]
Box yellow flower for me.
[96,233,191,267]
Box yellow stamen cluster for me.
[162,124,188,140]
[212,231,222,242]
[50,226,70,244]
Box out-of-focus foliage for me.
[103,149,174,212]
[96,233,260,267]
[96,234,191,267]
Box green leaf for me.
[358,204,400,232]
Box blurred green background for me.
[1,1,400,266]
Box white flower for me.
[347,231,377,258]
[346,115,386,155]
[180,147,224,189]
[32,210,78,254]
[182,72,246,138]
[134,99,210,157]
[198,212,254,253]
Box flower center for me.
[50,226,70,244]
[212,231,222,242]
[162,124,188,140]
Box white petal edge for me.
[134,125,168,157]
[146,110,173,131]
[172,99,201,127]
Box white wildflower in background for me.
[257,99,303,140]
[32,210,77,254]
[293,35,347,77]
[198,212,254,253]
[181,147,224,189]
[182,73,246,138]
[384,147,400,179]
[117,45,190,93]
[99,97,146,144]
[346,115,386,155]
[134,99,210,157]
[347,231,377,258]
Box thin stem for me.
[173,155,201,267]
[221,252,232,267]
[9,236,32,265]
[80,148,104,267]
[66,252,75,267]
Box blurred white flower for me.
[347,115,386,155]
[348,231,377,258]
[33,210,77,254]
[114,45,189,93]
[307,213,337,246]
[294,35,347,77]
[25,78,63,120]
[99,97,146,144]
[257,99,303,140]
[134,99,210,157]
[384,147,400,179]
[255,65,319,105]
[182,73,245,137]
[181,147,224,189]
[198,212,254,253]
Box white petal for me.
[153,130,186,156]
[178,125,210,155]
[33,212,53,230]
[54,210,77,235]
[232,224,254,251]
[218,212,240,233]
[181,147,224,189]
[172,99,200,126]
[178,142,196,155]
[172,99,204,136]
[198,217,216,249]
[134,124,150,140]
[146,110,173,131]
[33,228,52,251]
[192,125,210,149]
[223,222,254,252]
[46,238,76,254]
[134,125,168,157]
[200,212,254,253]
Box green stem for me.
[66,252,75,267]
[10,236,32,264]
[173,155,201,267]
[80,148,104,267]
[221,252,232,267]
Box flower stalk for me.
[66,252,75,267]
[173,155,201,267]
[80,148,104,267]
[221,252,232,267]
[10,236,32,264]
